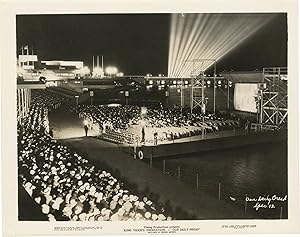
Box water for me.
[150,141,288,219]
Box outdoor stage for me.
[122,129,287,160]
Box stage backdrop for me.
[234,83,258,113]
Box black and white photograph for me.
[16,12,289,221]
[1,0,299,235]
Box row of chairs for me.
[101,130,134,144]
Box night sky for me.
[16,13,287,75]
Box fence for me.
[143,158,286,219]
[100,130,134,144]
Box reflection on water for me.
[151,141,288,219]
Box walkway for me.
[60,137,255,219]
[48,107,99,139]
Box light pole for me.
[165,90,169,108]
[213,61,216,114]
[180,78,184,114]
[227,79,230,110]
[125,91,129,105]
[90,91,94,105]
[75,95,79,106]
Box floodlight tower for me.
[186,58,217,114]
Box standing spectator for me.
[84,125,89,136]
[49,128,54,138]
[247,120,251,134]
[245,120,250,134]
[154,132,158,145]
[141,127,145,143]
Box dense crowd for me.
[18,90,172,221]
[76,105,141,131]
[76,105,241,143]
[31,89,70,111]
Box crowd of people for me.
[76,105,141,131]
[31,89,70,111]
[18,89,173,221]
[75,105,241,144]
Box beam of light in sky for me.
[168,13,275,77]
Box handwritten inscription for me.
[245,194,287,211]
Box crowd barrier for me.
[100,130,134,144]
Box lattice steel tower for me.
[186,59,216,114]
[259,67,288,128]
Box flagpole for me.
[31,47,34,67]
[21,46,24,67]
[26,45,29,66]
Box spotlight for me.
[149,80,153,85]
[168,13,273,77]
[93,67,103,74]
[280,75,287,80]
[81,66,90,75]
[161,80,165,85]
[105,66,118,75]
[146,85,152,90]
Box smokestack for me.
[92,56,94,71]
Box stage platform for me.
[130,130,287,159]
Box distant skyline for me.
[16,13,287,75]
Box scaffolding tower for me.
[259,67,288,129]
[185,59,216,114]
[190,75,205,113]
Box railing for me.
[144,158,286,219]
[100,130,134,144]
[251,123,281,131]
[263,67,287,76]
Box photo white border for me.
[1,0,299,235]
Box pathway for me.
[48,107,99,139]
